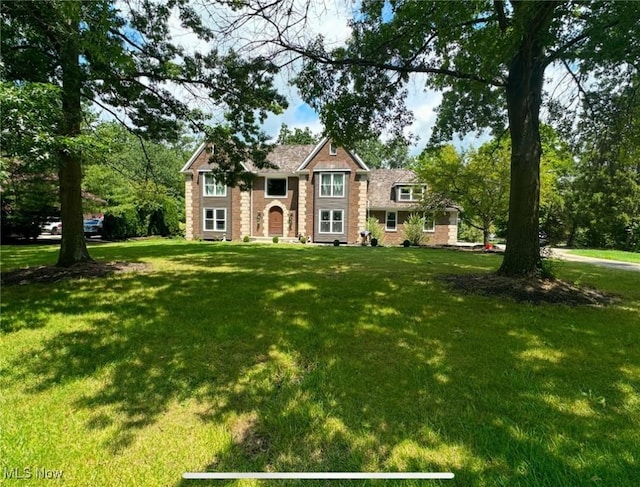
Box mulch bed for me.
[439,273,616,306]
[1,261,151,286]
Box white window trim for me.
[318,209,344,234]
[319,172,345,198]
[202,172,227,197]
[203,208,227,232]
[397,185,425,202]
[265,177,288,198]
[423,212,435,232]
[385,211,397,231]
[329,143,338,155]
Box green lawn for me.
[568,248,640,264]
[1,239,639,486]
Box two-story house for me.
[181,138,458,245]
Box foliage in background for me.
[570,74,640,251]
[417,141,510,245]
[0,82,62,240]
[276,123,319,145]
[353,137,415,169]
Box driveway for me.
[550,248,640,272]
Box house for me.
[181,138,458,245]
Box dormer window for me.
[329,143,338,155]
[398,185,424,202]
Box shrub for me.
[404,213,425,246]
[243,235,250,243]
[333,239,340,246]
[272,236,279,243]
[366,216,384,245]
[299,236,307,244]
[403,239,411,247]
[371,237,378,247]
[103,205,144,240]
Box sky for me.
[159,0,459,155]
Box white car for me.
[42,220,62,235]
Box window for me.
[203,173,226,197]
[266,178,287,197]
[329,143,338,155]
[319,210,344,234]
[385,211,397,231]
[203,208,226,232]
[423,212,435,232]
[397,185,424,202]
[319,173,345,197]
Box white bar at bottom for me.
[183,472,454,480]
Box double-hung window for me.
[203,208,226,232]
[319,173,344,197]
[423,212,435,232]
[203,173,226,197]
[386,211,397,231]
[398,185,423,202]
[319,210,344,234]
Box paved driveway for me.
[550,248,640,272]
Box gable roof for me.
[296,137,369,172]
[244,144,316,173]
[180,142,208,173]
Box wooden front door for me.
[269,207,283,236]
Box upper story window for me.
[329,143,338,155]
[320,173,345,197]
[397,185,424,202]
[203,173,226,197]
[266,178,287,198]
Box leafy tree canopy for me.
[276,123,319,145]
[1,0,286,265]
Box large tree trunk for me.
[498,39,545,277]
[56,3,92,267]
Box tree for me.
[353,137,414,169]
[1,0,285,266]
[280,0,639,277]
[276,123,319,145]
[418,142,510,245]
[570,74,640,250]
[0,82,62,240]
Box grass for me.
[567,248,640,264]
[1,239,639,486]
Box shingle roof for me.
[244,145,316,173]
[367,169,420,208]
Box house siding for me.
[370,210,458,246]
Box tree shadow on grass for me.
[2,245,639,486]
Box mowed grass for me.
[1,239,639,486]
[568,248,640,264]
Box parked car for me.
[41,220,62,235]
[83,218,103,237]
[539,230,549,247]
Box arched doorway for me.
[268,207,283,236]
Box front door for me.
[269,207,283,236]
